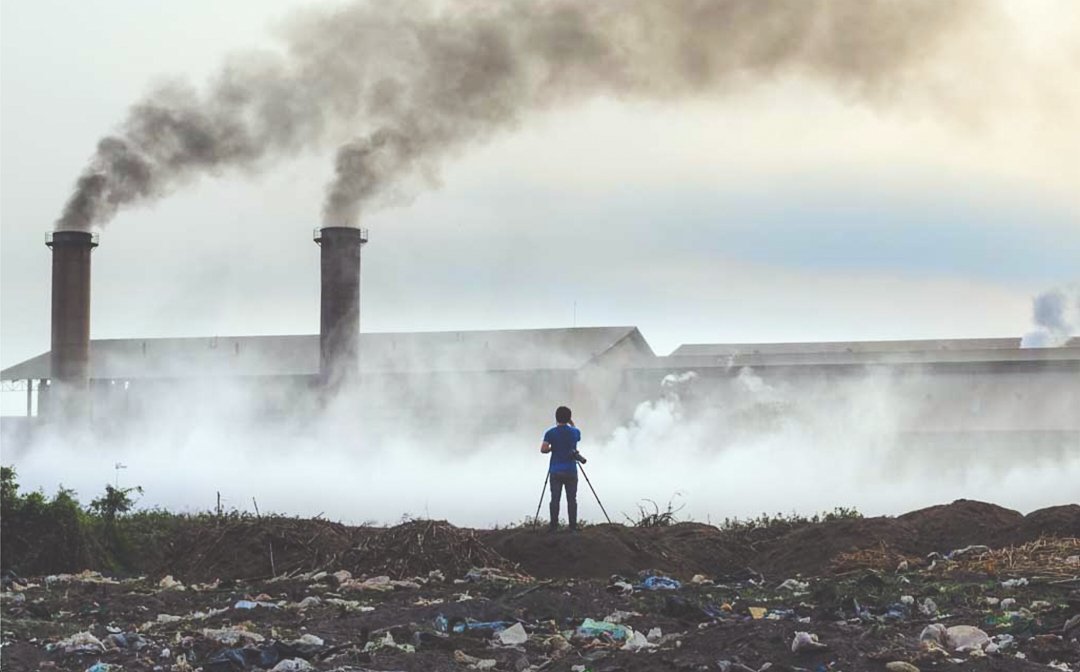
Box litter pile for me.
[3,529,1079,672]
[345,519,517,579]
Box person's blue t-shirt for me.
[544,424,581,475]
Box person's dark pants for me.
[549,471,578,531]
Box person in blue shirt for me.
[540,405,582,532]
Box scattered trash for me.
[296,596,321,609]
[778,578,809,592]
[51,632,104,654]
[608,579,634,595]
[604,609,641,623]
[331,570,352,584]
[294,633,324,647]
[884,662,920,672]
[498,622,528,646]
[748,607,767,620]
[1001,578,1029,588]
[791,631,827,653]
[622,630,656,652]
[900,595,914,605]
[947,545,990,560]
[1001,598,1017,610]
[546,634,572,658]
[364,632,415,653]
[85,663,114,672]
[640,575,681,591]
[324,597,374,612]
[342,575,421,592]
[576,618,630,641]
[202,626,265,646]
[454,649,497,670]
[986,633,1015,653]
[234,599,278,609]
[270,659,313,672]
[918,597,938,616]
[158,575,185,591]
[690,574,713,585]
[945,625,990,651]
[920,623,990,652]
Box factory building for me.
[1,225,1078,454]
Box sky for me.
[0,1,1078,520]
[2,0,1078,374]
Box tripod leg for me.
[578,465,612,525]
[534,472,550,523]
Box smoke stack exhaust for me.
[45,230,99,421]
[314,226,368,390]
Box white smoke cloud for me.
[4,349,1078,526]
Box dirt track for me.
[2,500,1079,672]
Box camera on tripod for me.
[572,450,587,464]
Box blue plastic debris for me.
[640,575,681,591]
[434,614,512,635]
[576,618,630,641]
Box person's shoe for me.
[568,526,579,533]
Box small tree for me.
[89,484,143,524]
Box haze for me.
[1,0,1078,523]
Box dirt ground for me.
[2,500,1079,672]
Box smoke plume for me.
[57,0,984,231]
[1021,285,1080,348]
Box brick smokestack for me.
[314,226,368,390]
[46,230,99,421]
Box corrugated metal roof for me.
[669,337,1025,357]
[0,327,648,380]
[656,340,1080,370]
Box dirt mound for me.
[489,524,660,579]
[897,499,1023,552]
[153,516,361,582]
[752,516,918,579]
[1018,504,1080,541]
[347,520,514,579]
[489,522,749,579]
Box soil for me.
[897,500,1026,552]
[1018,505,1080,542]
[2,499,1079,672]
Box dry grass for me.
[932,537,1080,578]
[829,541,922,574]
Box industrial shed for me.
[0,326,655,432]
[620,337,1080,454]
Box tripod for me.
[533,465,612,525]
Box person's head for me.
[555,406,572,424]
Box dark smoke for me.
[57,0,983,231]
[1021,285,1080,348]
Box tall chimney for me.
[46,230,99,421]
[314,226,368,389]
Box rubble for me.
[2,501,1078,671]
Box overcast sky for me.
[2,0,1078,376]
